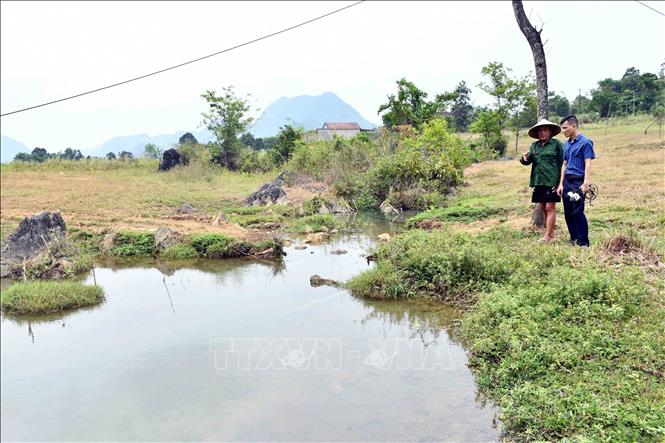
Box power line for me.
[0,1,365,117]
[635,0,665,17]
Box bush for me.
[289,214,338,233]
[190,233,234,257]
[161,244,198,259]
[112,232,154,256]
[1,281,104,314]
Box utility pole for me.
[577,88,581,113]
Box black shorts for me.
[532,185,561,203]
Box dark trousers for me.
[562,175,589,246]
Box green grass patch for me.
[407,204,507,226]
[288,214,338,233]
[112,232,154,256]
[1,281,104,314]
[161,244,198,259]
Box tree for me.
[268,124,304,166]
[106,152,117,160]
[240,132,256,148]
[469,110,506,157]
[478,62,536,152]
[14,152,32,162]
[31,147,49,163]
[548,92,571,118]
[143,143,162,159]
[447,81,474,132]
[201,87,254,170]
[119,151,133,161]
[378,78,440,129]
[512,0,548,120]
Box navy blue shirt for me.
[563,133,595,176]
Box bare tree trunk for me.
[512,0,548,120]
[513,0,547,228]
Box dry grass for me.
[0,159,277,240]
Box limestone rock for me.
[154,226,183,253]
[377,233,391,242]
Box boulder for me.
[176,203,198,214]
[330,249,348,255]
[245,174,287,206]
[318,204,330,215]
[101,232,117,254]
[305,232,329,244]
[0,211,68,278]
[294,245,307,250]
[211,212,227,226]
[154,226,183,253]
[309,274,342,288]
[377,233,391,242]
[330,201,350,214]
[379,200,399,215]
[158,148,181,171]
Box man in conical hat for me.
[519,118,564,242]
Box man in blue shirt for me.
[556,115,595,246]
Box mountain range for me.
[0,92,376,162]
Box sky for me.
[1,1,664,152]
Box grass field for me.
[0,159,279,241]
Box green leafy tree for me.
[478,62,535,154]
[446,81,474,132]
[106,152,117,160]
[469,110,506,157]
[548,92,571,118]
[119,150,133,161]
[143,143,162,159]
[31,147,49,163]
[268,124,304,166]
[14,152,32,162]
[378,78,440,129]
[201,87,254,170]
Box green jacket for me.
[519,138,564,187]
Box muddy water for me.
[1,214,498,442]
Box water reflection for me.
[1,222,498,442]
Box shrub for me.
[289,214,338,233]
[112,232,154,256]
[190,233,234,257]
[161,244,198,259]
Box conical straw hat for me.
[528,119,561,139]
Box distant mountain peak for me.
[251,92,376,137]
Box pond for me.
[1,214,499,442]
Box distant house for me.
[314,122,363,141]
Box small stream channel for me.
[1,213,498,442]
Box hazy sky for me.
[1,1,663,152]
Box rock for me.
[153,226,183,254]
[330,201,350,214]
[211,212,227,226]
[1,212,67,277]
[178,132,198,144]
[305,232,329,244]
[379,200,399,215]
[309,274,342,288]
[158,148,181,171]
[294,245,307,250]
[275,196,290,205]
[318,204,330,215]
[297,205,306,216]
[176,203,198,213]
[377,233,391,242]
[283,239,293,248]
[101,232,117,254]
[303,225,314,234]
[319,226,329,233]
[330,249,348,255]
[245,174,287,206]
[260,222,281,230]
